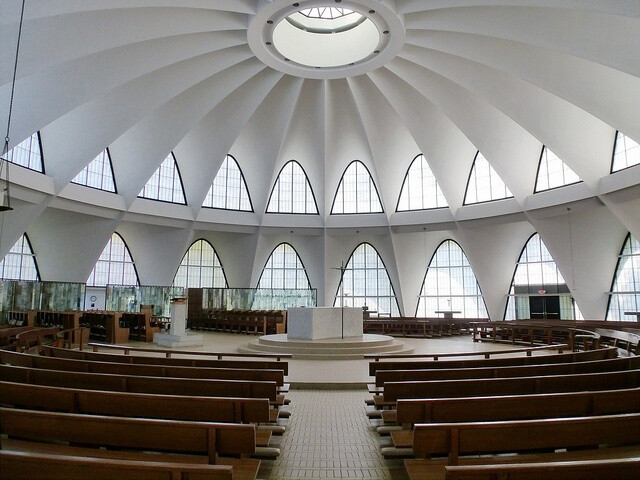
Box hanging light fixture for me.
[1,0,28,212]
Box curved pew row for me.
[1,350,286,388]
[369,347,617,376]
[0,408,260,480]
[41,345,289,375]
[0,450,234,480]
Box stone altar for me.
[287,307,363,340]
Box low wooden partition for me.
[188,310,287,335]
[5,311,36,327]
[364,317,488,337]
[80,311,129,344]
[120,312,162,342]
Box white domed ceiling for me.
[1,0,640,319]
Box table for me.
[287,307,363,340]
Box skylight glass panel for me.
[138,153,186,204]
[535,146,581,192]
[612,131,640,172]
[266,161,318,214]
[333,243,400,317]
[397,154,447,211]
[505,233,581,320]
[174,239,227,288]
[202,155,252,211]
[331,161,383,214]
[3,132,43,172]
[299,7,355,19]
[464,152,513,205]
[0,234,39,281]
[607,233,640,321]
[86,233,139,286]
[257,243,311,289]
[71,149,116,192]
[416,240,487,318]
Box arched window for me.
[534,146,581,193]
[611,131,640,172]
[138,153,186,204]
[505,233,582,320]
[397,154,447,211]
[86,233,139,286]
[464,151,512,205]
[0,234,39,281]
[257,243,311,289]
[202,155,252,211]
[174,240,227,288]
[333,242,400,316]
[331,161,383,214]
[416,240,487,318]
[4,132,44,172]
[607,233,640,321]
[266,161,318,214]
[72,149,117,192]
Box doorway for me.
[529,295,560,319]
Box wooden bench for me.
[596,328,640,356]
[363,317,488,338]
[14,327,60,353]
[369,347,617,376]
[41,345,290,375]
[1,349,287,388]
[0,450,234,480]
[0,326,34,348]
[0,407,260,480]
[442,457,640,480]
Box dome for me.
[1,0,639,320]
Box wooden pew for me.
[369,347,617,376]
[0,408,259,480]
[0,381,282,453]
[596,328,640,356]
[41,345,290,375]
[1,349,286,387]
[0,326,34,348]
[374,356,640,387]
[381,369,640,404]
[0,364,280,402]
[14,327,60,353]
[443,457,640,480]
[0,450,234,480]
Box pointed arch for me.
[416,240,487,318]
[257,243,311,289]
[86,233,139,287]
[396,154,447,211]
[611,131,640,173]
[4,132,44,173]
[266,160,319,214]
[173,239,228,288]
[72,148,117,192]
[0,233,40,281]
[138,152,186,204]
[331,160,383,214]
[333,242,400,316]
[464,151,512,205]
[607,233,640,321]
[534,146,581,193]
[505,233,582,320]
[202,154,253,211]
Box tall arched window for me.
[464,151,512,205]
[72,149,117,192]
[202,155,252,211]
[397,154,447,211]
[333,242,400,316]
[4,132,44,172]
[331,161,383,214]
[416,240,487,318]
[607,233,640,321]
[138,153,186,204]
[611,131,640,172]
[174,240,227,288]
[505,233,582,320]
[266,161,318,214]
[257,243,311,289]
[534,146,581,192]
[0,234,40,281]
[86,233,139,286]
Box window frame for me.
[330,160,384,215]
[0,233,41,281]
[606,232,640,320]
[265,160,319,215]
[71,147,118,193]
[533,145,582,194]
[173,239,228,289]
[86,232,140,287]
[4,131,45,174]
[396,153,448,212]
[256,242,312,290]
[463,150,513,206]
[138,152,187,205]
[610,130,640,174]
[202,154,254,212]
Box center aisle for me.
[266,389,407,480]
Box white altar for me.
[154,297,203,348]
[287,307,363,340]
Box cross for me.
[331,261,347,339]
